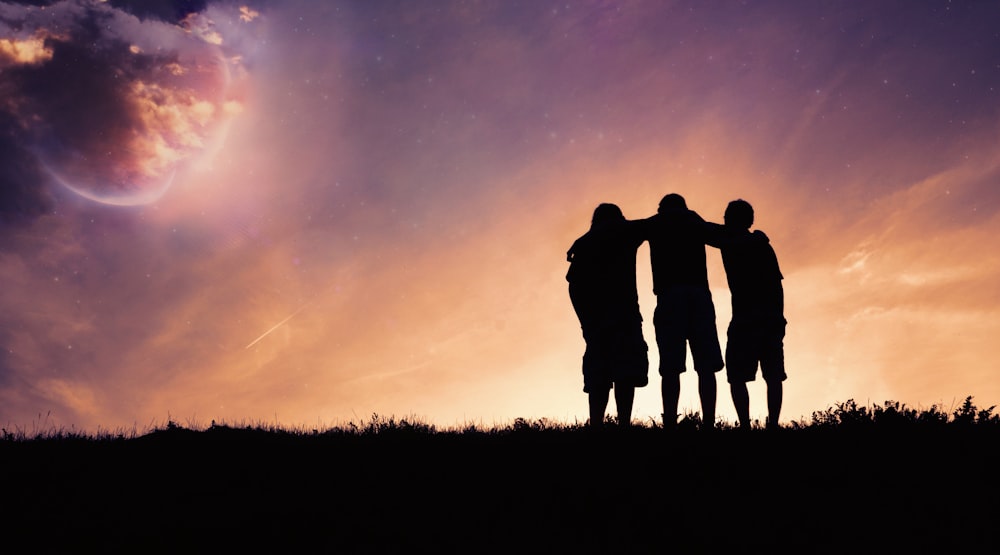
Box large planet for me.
[38,45,236,206]
[1,2,244,207]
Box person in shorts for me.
[639,194,724,430]
[567,203,649,428]
[705,199,786,430]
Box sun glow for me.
[1,1,999,434]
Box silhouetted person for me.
[705,199,786,430]
[567,203,649,428]
[639,194,724,430]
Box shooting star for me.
[244,280,342,349]
[245,303,309,349]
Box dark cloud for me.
[107,1,209,24]
[3,0,214,18]
[8,34,134,159]
[0,0,239,223]
[0,11,140,220]
[1,0,58,7]
[0,111,52,224]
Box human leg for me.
[730,382,751,429]
[725,322,756,429]
[589,387,610,429]
[759,321,786,429]
[614,385,635,427]
[654,301,686,430]
[697,371,716,430]
[766,379,783,429]
[654,303,688,376]
[687,289,722,430]
[661,374,680,429]
[583,347,613,429]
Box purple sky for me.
[1,0,999,431]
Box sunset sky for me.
[2,0,999,432]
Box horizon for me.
[1,1,999,432]
[5,394,995,439]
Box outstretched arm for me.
[626,216,655,246]
[702,220,726,249]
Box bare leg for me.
[698,372,717,430]
[766,379,783,429]
[730,382,750,429]
[589,388,610,429]
[614,385,635,427]
[661,375,680,429]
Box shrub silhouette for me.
[3,396,998,443]
[802,396,997,430]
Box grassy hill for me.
[2,397,997,553]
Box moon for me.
[44,166,177,207]
[37,48,237,207]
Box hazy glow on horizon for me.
[1,1,999,431]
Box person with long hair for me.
[566,203,649,428]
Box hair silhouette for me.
[724,199,754,230]
[657,193,687,213]
[567,202,648,428]
[591,203,626,227]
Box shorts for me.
[581,328,649,393]
[725,319,786,384]
[653,285,723,375]
[570,284,649,393]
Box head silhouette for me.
[724,199,754,230]
[591,203,625,228]
[657,193,687,214]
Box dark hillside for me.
[3,405,998,553]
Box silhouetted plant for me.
[785,418,809,430]
[871,400,918,428]
[677,412,702,431]
[353,413,437,435]
[713,419,740,431]
[916,404,949,426]
[805,397,999,429]
[977,405,999,425]
[509,417,554,433]
[5,396,1000,443]
[954,396,980,425]
[949,396,997,426]
[809,400,870,428]
[511,417,531,431]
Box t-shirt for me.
[705,223,784,325]
[636,208,711,294]
[566,219,644,305]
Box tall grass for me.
[3,396,996,442]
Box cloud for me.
[2,0,999,431]
[106,0,209,24]
[0,0,250,221]
[0,111,52,224]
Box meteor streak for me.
[244,280,341,349]
[244,302,310,350]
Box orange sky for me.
[1,1,999,431]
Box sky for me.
[1,0,999,432]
